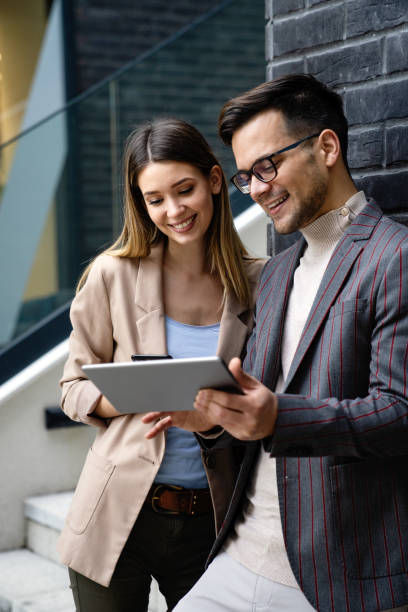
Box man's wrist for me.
[198,425,224,438]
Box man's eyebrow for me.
[237,151,277,173]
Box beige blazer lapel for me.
[217,290,250,364]
[134,244,167,355]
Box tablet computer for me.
[82,356,242,414]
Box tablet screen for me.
[82,356,242,414]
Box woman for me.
[58,118,265,612]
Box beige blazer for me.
[58,243,264,586]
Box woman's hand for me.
[142,410,217,439]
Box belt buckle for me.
[151,483,185,515]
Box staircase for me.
[0,492,166,612]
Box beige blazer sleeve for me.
[60,255,116,427]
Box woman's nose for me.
[166,198,185,217]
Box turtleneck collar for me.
[300,191,367,256]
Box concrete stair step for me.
[21,491,166,611]
[0,548,166,612]
[0,549,73,612]
[24,492,73,564]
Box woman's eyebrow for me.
[171,177,193,188]
[143,177,193,196]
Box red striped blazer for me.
[207,200,408,612]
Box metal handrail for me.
[0,0,233,152]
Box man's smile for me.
[262,192,289,215]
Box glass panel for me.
[0,0,264,350]
[0,109,70,346]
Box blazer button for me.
[204,454,216,468]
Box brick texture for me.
[266,0,408,220]
[355,171,408,212]
[348,127,384,170]
[346,0,407,37]
[386,31,408,74]
[266,57,305,80]
[306,40,382,87]
[68,0,223,94]
[273,6,344,57]
[386,125,408,166]
[345,79,408,125]
[272,0,304,17]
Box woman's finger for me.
[144,415,172,439]
[142,411,167,423]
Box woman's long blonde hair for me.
[78,118,253,307]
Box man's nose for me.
[250,175,272,201]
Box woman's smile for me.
[169,214,197,232]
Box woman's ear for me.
[318,129,341,168]
[209,165,223,194]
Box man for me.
[169,74,408,612]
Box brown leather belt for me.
[145,483,212,516]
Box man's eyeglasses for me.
[231,132,320,194]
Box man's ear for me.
[318,129,341,168]
[209,165,223,194]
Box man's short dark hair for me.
[219,74,350,171]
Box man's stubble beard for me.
[273,172,329,235]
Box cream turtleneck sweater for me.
[225,192,368,587]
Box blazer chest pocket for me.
[324,299,371,394]
[330,458,408,579]
[327,298,369,320]
[66,448,115,535]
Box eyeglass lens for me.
[253,157,277,181]
[234,157,277,193]
[234,173,251,193]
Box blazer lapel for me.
[134,244,167,355]
[283,202,382,391]
[217,291,249,364]
[259,239,305,388]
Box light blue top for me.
[154,315,220,489]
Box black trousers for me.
[68,503,215,612]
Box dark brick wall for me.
[265,0,408,216]
[66,0,223,95]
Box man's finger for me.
[194,388,243,415]
[228,357,260,391]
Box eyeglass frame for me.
[230,132,321,194]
